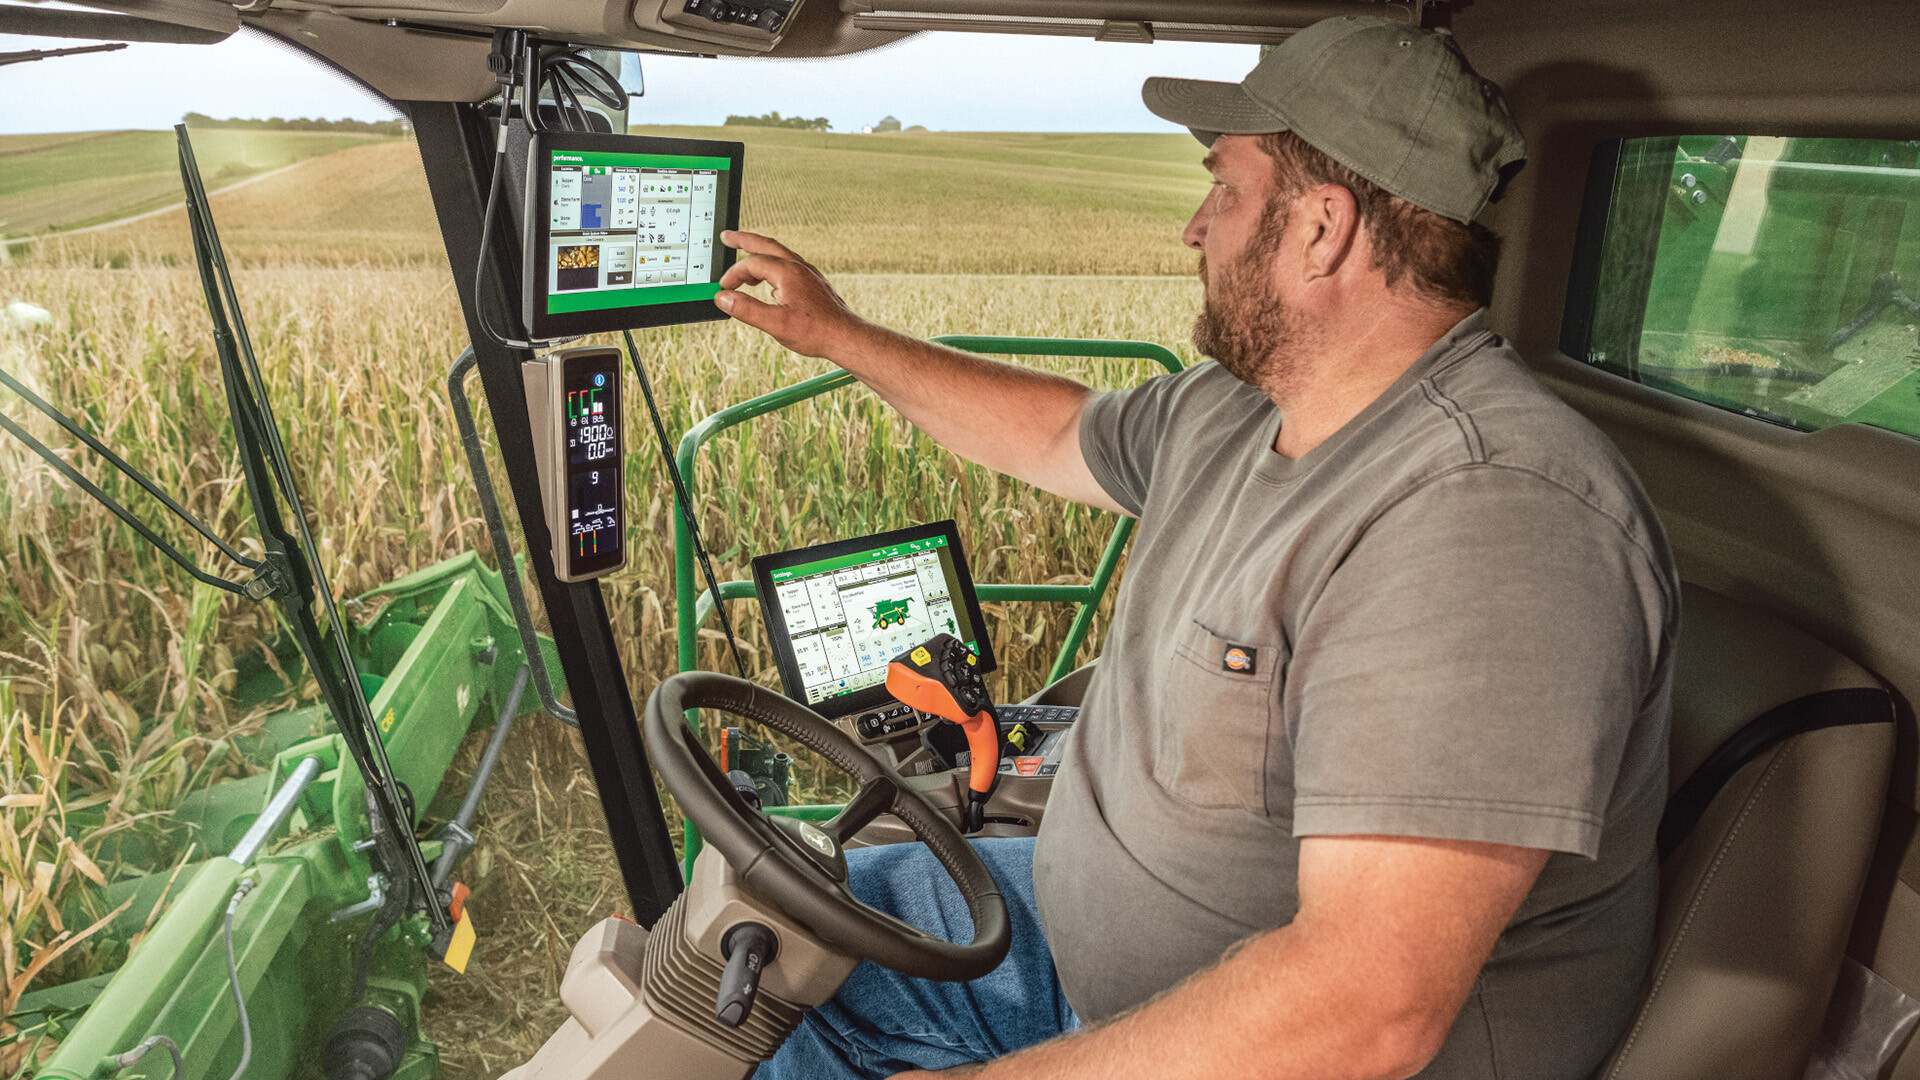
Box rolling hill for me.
[11,125,1213,276]
[0,128,398,237]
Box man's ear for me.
[1298,182,1362,284]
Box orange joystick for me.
[887,634,1000,832]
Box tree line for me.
[724,111,831,132]
[181,112,410,136]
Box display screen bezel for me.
[559,350,624,580]
[522,131,745,340]
[751,520,997,719]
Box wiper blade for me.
[175,124,449,938]
[0,43,127,68]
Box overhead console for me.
[258,0,828,63]
[836,0,1414,44]
[657,0,800,41]
[632,0,806,52]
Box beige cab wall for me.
[1454,1,1920,1070]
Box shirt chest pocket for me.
[1151,619,1286,814]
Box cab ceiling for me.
[240,0,1419,103]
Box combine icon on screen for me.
[872,598,913,629]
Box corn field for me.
[0,132,1208,1075]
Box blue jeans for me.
[758,836,1077,1079]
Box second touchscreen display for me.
[764,532,984,711]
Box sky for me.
[0,26,1258,134]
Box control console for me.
[678,0,795,33]
[996,710,1075,779]
[752,522,1080,836]
[853,702,927,742]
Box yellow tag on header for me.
[443,910,476,973]
[910,647,931,666]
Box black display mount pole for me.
[404,100,684,925]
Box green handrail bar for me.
[672,336,1182,877]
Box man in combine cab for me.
[717,16,1676,1080]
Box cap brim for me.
[1142,76,1289,148]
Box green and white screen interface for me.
[544,150,731,315]
[768,535,980,706]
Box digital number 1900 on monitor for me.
[524,346,626,582]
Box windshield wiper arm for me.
[175,124,450,939]
[0,365,263,572]
[0,407,260,597]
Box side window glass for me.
[1562,135,1920,440]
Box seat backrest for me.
[1599,584,1895,1080]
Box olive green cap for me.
[1142,16,1526,224]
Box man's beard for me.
[1191,215,1304,394]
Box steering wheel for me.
[644,672,1012,982]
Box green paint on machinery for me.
[719,728,793,809]
[9,554,564,1080]
[1583,134,1920,440]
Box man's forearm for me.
[908,836,1548,1080]
[830,322,1119,512]
[958,925,1440,1080]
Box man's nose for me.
[1182,190,1214,250]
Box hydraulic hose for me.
[98,877,256,1080]
[221,880,255,1080]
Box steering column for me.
[502,672,1011,1079]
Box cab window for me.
[1562,135,1920,439]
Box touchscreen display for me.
[543,149,731,317]
[764,533,984,709]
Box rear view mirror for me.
[616,50,644,98]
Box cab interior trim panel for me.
[837,0,1412,21]
[844,12,1309,42]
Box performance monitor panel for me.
[562,359,621,576]
[523,346,625,583]
[523,132,743,339]
[753,521,996,719]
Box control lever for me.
[715,922,778,1028]
[887,634,999,832]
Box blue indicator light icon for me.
[594,373,606,387]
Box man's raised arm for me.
[714,230,1127,516]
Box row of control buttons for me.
[995,705,1079,727]
[682,0,786,32]
[855,703,922,741]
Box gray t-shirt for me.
[1032,310,1677,1079]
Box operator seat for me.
[1597,583,1896,1080]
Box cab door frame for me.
[405,99,684,924]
